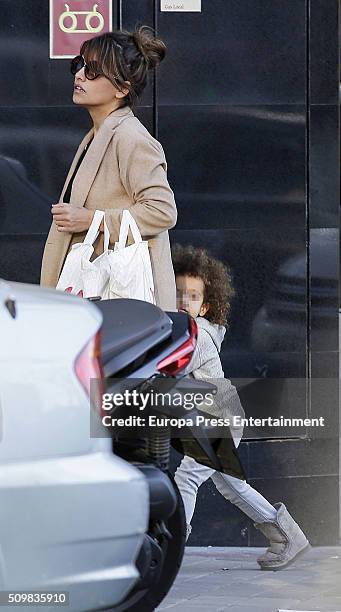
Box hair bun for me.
[132,25,166,69]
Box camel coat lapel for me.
[68,108,133,207]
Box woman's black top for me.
[63,139,93,204]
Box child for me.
[172,244,309,571]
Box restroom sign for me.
[50,0,112,58]
[160,0,201,11]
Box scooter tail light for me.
[156,317,198,376]
[74,329,104,407]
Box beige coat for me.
[40,105,177,311]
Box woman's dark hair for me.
[172,244,236,327]
[80,25,166,108]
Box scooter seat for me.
[95,298,173,373]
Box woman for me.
[40,26,177,311]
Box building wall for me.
[0,0,339,545]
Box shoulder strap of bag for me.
[83,210,110,251]
[117,209,142,250]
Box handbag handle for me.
[83,210,110,251]
[117,209,142,250]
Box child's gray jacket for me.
[184,316,244,446]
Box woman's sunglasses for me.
[70,55,102,80]
[70,54,122,83]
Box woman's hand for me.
[51,204,94,233]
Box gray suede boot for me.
[254,502,310,571]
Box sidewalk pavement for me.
[157,546,341,612]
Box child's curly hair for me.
[171,244,235,326]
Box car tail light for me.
[156,317,198,376]
[74,329,104,408]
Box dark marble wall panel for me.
[307,0,340,543]
[122,0,154,27]
[248,438,339,480]
[309,0,339,104]
[310,377,339,441]
[310,229,339,352]
[160,105,306,230]
[310,349,339,444]
[0,1,50,107]
[311,350,339,379]
[310,106,340,228]
[121,0,154,109]
[158,0,306,106]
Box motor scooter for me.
[94,298,245,612]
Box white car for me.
[0,279,149,611]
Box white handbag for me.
[108,209,156,304]
[56,210,111,298]
[56,209,155,304]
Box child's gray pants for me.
[174,455,277,536]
